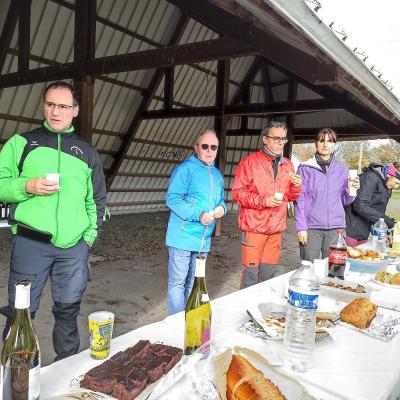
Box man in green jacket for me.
[0,81,107,361]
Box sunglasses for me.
[198,144,218,151]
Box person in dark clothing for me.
[345,164,400,246]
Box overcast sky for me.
[317,0,400,99]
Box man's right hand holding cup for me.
[265,194,283,208]
[26,175,60,195]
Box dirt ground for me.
[0,211,301,366]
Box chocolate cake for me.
[80,340,182,400]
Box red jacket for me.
[232,150,301,235]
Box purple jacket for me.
[294,155,355,232]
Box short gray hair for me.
[194,130,218,146]
[261,121,287,137]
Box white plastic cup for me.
[46,173,60,189]
[349,170,358,196]
[274,192,284,201]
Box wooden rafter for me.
[6,48,189,108]
[18,0,31,72]
[0,1,19,73]
[105,13,190,190]
[49,0,241,88]
[0,37,254,89]
[229,57,262,106]
[288,72,400,134]
[226,126,398,140]
[166,0,336,84]
[141,99,340,119]
[87,37,254,76]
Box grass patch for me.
[391,190,400,201]
[388,190,400,221]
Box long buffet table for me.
[41,266,400,400]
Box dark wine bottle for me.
[1,280,41,400]
[184,256,212,356]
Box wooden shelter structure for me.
[1,0,400,213]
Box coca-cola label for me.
[288,289,318,310]
[329,248,346,265]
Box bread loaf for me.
[226,354,286,400]
[340,298,377,329]
[390,272,400,285]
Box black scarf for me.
[263,146,281,178]
[315,152,333,173]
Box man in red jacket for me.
[232,121,302,288]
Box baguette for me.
[226,354,286,400]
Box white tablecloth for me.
[41,270,400,400]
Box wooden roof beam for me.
[87,37,255,76]
[167,0,336,85]
[0,1,19,73]
[105,13,190,190]
[142,99,339,119]
[227,126,397,138]
[18,0,31,72]
[0,37,255,88]
[229,57,262,106]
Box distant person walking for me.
[295,128,359,261]
[345,164,400,246]
[232,121,302,289]
[165,130,226,314]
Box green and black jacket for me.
[0,121,107,248]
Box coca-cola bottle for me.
[328,229,347,280]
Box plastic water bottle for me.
[283,260,320,373]
[372,218,388,253]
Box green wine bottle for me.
[184,256,212,356]
[1,280,41,400]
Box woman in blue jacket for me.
[294,128,359,261]
[165,130,226,314]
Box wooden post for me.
[284,80,297,159]
[164,67,174,110]
[18,0,31,72]
[0,2,19,73]
[73,0,96,143]
[214,59,230,237]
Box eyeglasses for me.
[265,136,289,144]
[45,101,75,113]
[197,144,218,151]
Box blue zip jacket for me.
[295,154,354,232]
[166,155,226,252]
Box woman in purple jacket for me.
[294,128,360,261]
